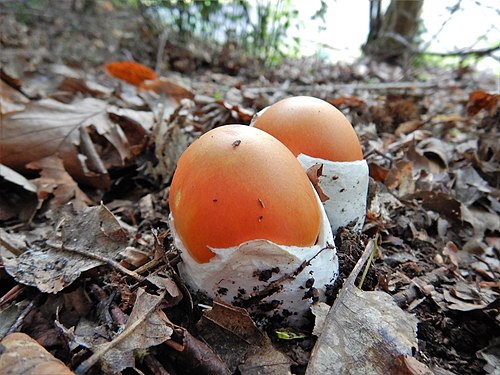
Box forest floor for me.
[0,3,499,375]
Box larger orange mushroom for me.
[252,96,363,162]
[169,125,321,263]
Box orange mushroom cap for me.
[169,125,321,263]
[252,96,363,162]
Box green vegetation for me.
[138,0,302,66]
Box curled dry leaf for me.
[197,300,293,374]
[74,288,173,374]
[27,155,93,210]
[384,160,415,196]
[0,98,137,189]
[57,76,112,99]
[328,95,367,112]
[0,79,29,114]
[104,61,157,87]
[0,332,74,375]
[139,77,194,102]
[0,164,38,221]
[305,163,330,202]
[3,204,129,293]
[307,241,418,375]
[167,325,233,375]
[467,90,499,116]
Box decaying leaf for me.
[384,160,415,196]
[0,332,74,375]
[139,77,194,102]
[306,163,330,202]
[394,355,434,375]
[0,79,29,114]
[3,204,129,293]
[197,300,294,374]
[328,95,367,112]
[27,155,93,209]
[476,338,500,375]
[0,164,38,221]
[0,98,139,189]
[467,90,499,116]
[74,288,173,374]
[306,241,418,375]
[57,76,112,99]
[147,101,195,182]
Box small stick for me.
[4,295,40,338]
[358,235,378,289]
[47,241,145,282]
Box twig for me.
[155,31,168,75]
[421,43,500,58]
[74,289,167,375]
[238,243,334,307]
[358,235,378,289]
[473,255,500,278]
[0,285,25,309]
[46,241,145,282]
[244,81,444,95]
[364,148,395,166]
[4,295,41,338]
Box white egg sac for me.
[298,154,369,234]
[170,193,338,327]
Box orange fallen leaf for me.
[467,90,499,116]
[104,61,157,87]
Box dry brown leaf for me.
[328,95,367,111]
[307,240,418,375]
[394,355,434,375]
[395,120,424,136]
[27,155,93,209]
[100,288,173,373]
[0,164,38,221]
[385,160,415,196]
[166,326,232,375]
[0,79,29,114]
[139,77,194,102]
[147,103,195,182]
[197,300,293,374]
[368,162,390,183]
[402,191,464,226]
[0,98,134,189]
[0,332,74,375]
[73,288,172,374]
[306,163,330,202]
[467,90,500,116]
[3,204,129,293]
[56,76,112,99]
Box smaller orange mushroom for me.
[252,96,363,162]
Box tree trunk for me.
[363,0,424,63]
